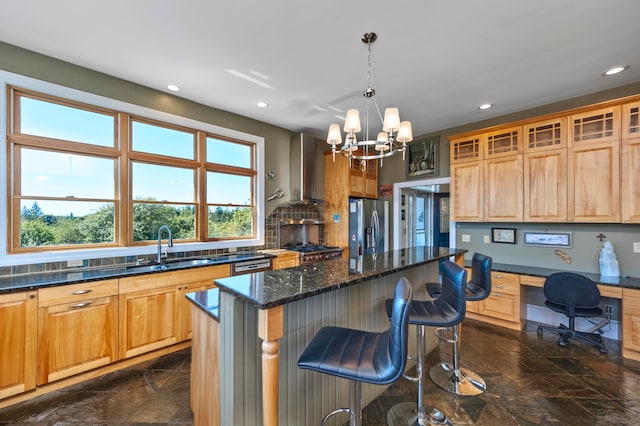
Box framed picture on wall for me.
[406,135,438,179]
[491,228,516,244]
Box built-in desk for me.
[466,262,640,362]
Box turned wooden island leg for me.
[258,305,283,426]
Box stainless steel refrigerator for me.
[348,198,389,258]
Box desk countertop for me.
[484,262,640,290]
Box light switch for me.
[461,234,471,242]
[483,235,490,244]
[634,242,640,253]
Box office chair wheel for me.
[558,337,567,347]
[537,326,543,336]
[599,346,608,354]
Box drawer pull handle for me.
[495,293,503,297]
[71,302,92,309]
[496,285,504,289]
[71,289,92,295]
[495,275,504,278]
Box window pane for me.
[132,203,195,241]
[20,200,115,247]
[132,121,194,159]
[132,162,194,203]
[21,149,114,199]
[207,172,251,205]
[207,137,251,168]
[208,206,253,238]
[19,96,115,147]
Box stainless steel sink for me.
[125,257,215,273]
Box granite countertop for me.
[186,288,220,321]
[0,252,274,293]
[213,246,466,310]
[476,262,640,290]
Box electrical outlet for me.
[228,247,237,253]
[67,259,84,267]
[604,304,613,315]
[461,234,471,242]
[634,242,640,253]
[483,235,490,244]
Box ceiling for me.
[2,0,640,140]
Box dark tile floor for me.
[2,320,640,425]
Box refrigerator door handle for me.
[372,208,379,252]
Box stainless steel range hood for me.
[289,133,320,204]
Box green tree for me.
[81,204,115,243]
[21,202,43,220]
[20,219,55,246]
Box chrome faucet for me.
[157,225,173,263]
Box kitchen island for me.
[187,246,466,426]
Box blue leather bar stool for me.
[385,261,467,426]
[297,277,413,426]
[429,253,492,396]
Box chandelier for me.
[326,32,413,165]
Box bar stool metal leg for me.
[428,324,486,396]
[387,325,450,426]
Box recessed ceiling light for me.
[257,101,269,108]
[479,103,493,110]
[167,84,180,92]
[603,66,629,76]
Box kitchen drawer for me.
[480,293,519,322]
[491,272,520,295]
[38,279,118,308]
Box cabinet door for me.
[349,169,364,197]
[622,289,640,355]
[567,142,620,222]
[451,161,484,221]
[524,148,567,221]
[569,106,620,146]
[450,134,484,163]
[478,272,520,322]
[484,155,523,222]
[622,101,640,139]
[37,295,118,384]
[621,137,640,223]
[364,173,378,199]
[485,126,523,158]
[0,291,37,399]
[119,285,183,359]
[524,117,566,152]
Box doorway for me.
[393,177,452,250]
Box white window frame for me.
[0,70,265,266]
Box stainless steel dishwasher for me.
[230,258,273,275]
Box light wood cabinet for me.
[622,288,640,362]
[485,126,523,158]
[451,161,484,222]
[567,106,620,222]
[621,137,640,223]
[484,155,523,221]
[524,117,567,152]
[119,278,183,359]
[450,133,484,163]
[0,291,37,399]
[119,265,230,358]
[466,272,522,330]
[271,251,300,270]
[37,279,118,385]
[567,141,620,222]
[622,101,640,139]
[524,148,567,221]
[324,151,378,247]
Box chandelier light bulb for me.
[326,123,343,145]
